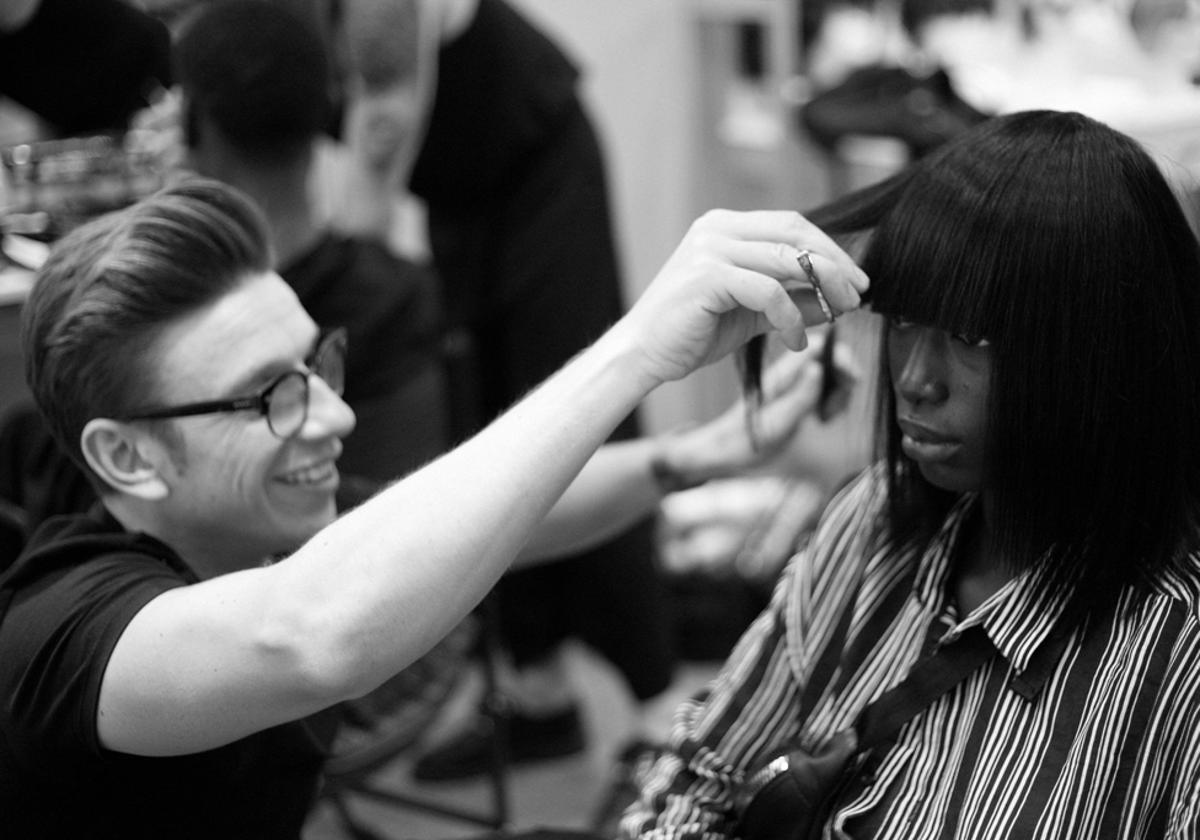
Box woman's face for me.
[887,317,991,494]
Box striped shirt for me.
[627,465,1200,839]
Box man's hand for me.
[615,209,868,387]
[655,330,862,486]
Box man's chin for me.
[302,503,339,538]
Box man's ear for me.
[79,419,170,501]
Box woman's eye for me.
[952,332,991,348]
[888,315,916,330]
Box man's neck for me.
[103,497,268,580]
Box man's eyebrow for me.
[223,362,287,396]
[224,334,321,394]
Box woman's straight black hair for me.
[741,110,1200,616]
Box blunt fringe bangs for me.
[22,178,272,479]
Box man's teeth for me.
[280,463,331,485]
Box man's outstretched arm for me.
[98,209,868,756]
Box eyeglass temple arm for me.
[119,395,264,421]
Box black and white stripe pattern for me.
[628,465,1200,839]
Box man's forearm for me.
[275,325,660,694]
[98,208,867,755]
[106,318,661,756]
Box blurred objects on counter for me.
[0,133,168,241]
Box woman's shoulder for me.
[1146,550,1200,624]
[812,463,890,543]
[786,463,892,592]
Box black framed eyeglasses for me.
[119,327,348,440]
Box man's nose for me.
[304,375,357,439]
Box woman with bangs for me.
[625,110,1200,840]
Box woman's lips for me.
[898,418,961,462]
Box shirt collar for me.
[912,493,1075,698]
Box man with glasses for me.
[0,176,866,837]
[117,327,349,441]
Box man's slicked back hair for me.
[22,177,273,479]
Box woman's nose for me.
[895,328,949,405]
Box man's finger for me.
[693,209,869,293]
[717,267,808,349]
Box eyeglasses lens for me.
[266,372,310,438]
[314,334,346,396]
[265,333,347,438]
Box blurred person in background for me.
[302,0,688,810]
